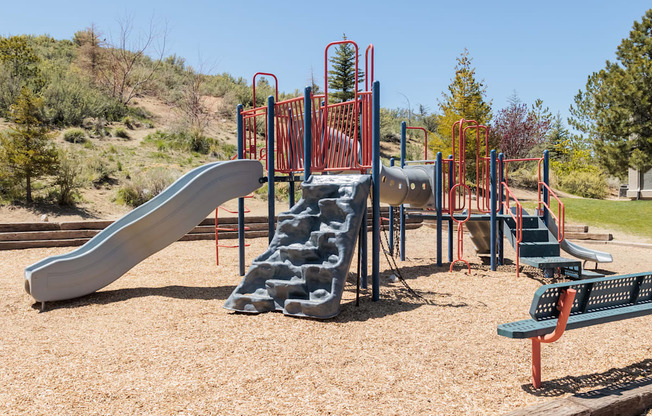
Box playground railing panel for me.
[274,96,306,174]
[241,106,267,164]
[501,182,523,277]
[538,182,565,242]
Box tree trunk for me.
[26,175,32,203]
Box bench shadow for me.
[33,285,237,312]
[522,358,652,397]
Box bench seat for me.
[498,301,652,339]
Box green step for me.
[519,256,581,269]
[519,241,560,257]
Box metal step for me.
[519,241,561,257]
[520,256,581,269]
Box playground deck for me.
[1,225,650,415]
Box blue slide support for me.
[498,152,505,265]
[490,149,497,271]
[400,121,406,261]
[389,157,395,256]
[447,154,454,262]
[237,104,246,276]
[436,152,443,266]
[267,96,275,243]
[372,81,380,301]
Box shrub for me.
[53,149,82,205]
[556,170,608,199]
[63,128,86,144]
[114,127,130,139]
[507,165,539,189]
[121,116,135,129]
[116,167,181,207]
[142,129,216,155]
[84,155,115,187]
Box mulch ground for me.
[1,226,650,415]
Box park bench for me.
[497,272,652,388]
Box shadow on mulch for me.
[523,358,652,397]
[32,284,237,312]
[10,200,100,220]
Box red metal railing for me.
[406,126,429,161]
[501,182,523,277]
[252,72,278,108]
[538,182,565,242]
[241,106,267,164]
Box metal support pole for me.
[389,157,395,256]
[543,149,550,226]
[361,204,368,289]
[267,96,275,244]
[436,152,442,266]
[400,121,406,261]
[372,81,380,301]
[490,149,497,271]
[304,86,312,181]
[237,104,246,276]
[498,153,505,266]
[448,154,454,263]
[289,173,295,208]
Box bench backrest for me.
[529,272,652,321]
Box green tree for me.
[432,49,492,163]
[547,113,571,162]
[0,35,44,113]
[569,9,652,179]
[0,87,58,202]
[327,34,364,103]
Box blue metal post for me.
[389,157,395,256]
[400,121,406,261]
[361,206,368,289]
[436,152,442,266]
[372,80,380,302]
[303,86,312,181]
[287,107,295,209]
[237,104,246,276]
[543,150,550,225]
[267,96,275,244]
[448,154,454,262]
[498,153,505,265]
[490,149,497,271]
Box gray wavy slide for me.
[24,160,264,303]
[545,211,613,264]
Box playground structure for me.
[24,39,614,319]
[382,119,613,278]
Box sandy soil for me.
[1,223,650,415]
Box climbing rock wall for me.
[224,175,371,319]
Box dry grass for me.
[1,227,651,415]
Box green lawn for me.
[560,198,652,240]
[520,198,652,239]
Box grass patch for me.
[560,198,652,240]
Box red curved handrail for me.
[538,182,565,242]
[501,182,523,277]
[252,72,278,108]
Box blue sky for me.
[1,1,650,123]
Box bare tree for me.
[177,67,211,134]
[98,15,167,105]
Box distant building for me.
[627,168,652,199]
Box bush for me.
[556,170,608,199]
[84,155,115,187]
[507,165,539,189]
[114,127,130,139]
[53,149,82,205]
[142,129,216,154]
[116,167,181,207]
[62,128,86,144]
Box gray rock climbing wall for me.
[224,174,371,319]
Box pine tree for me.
[569,9,652,178]
[327,34,364,103]
[432,49,492,164]
[0,87,58,202]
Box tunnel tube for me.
[379,164,435,208]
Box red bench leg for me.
[529,288,577,388]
